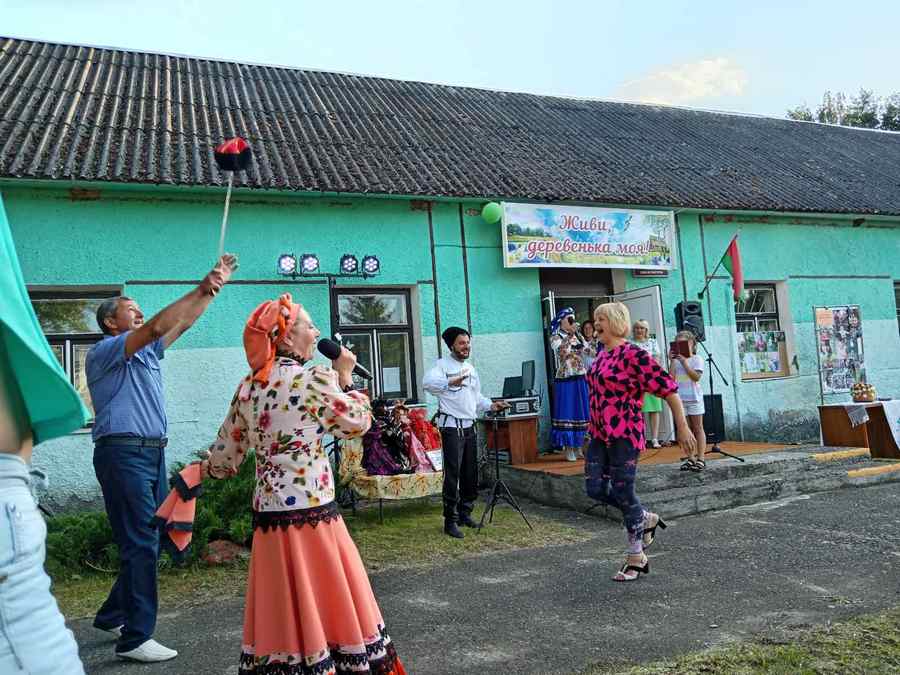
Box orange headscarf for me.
[243,293,301,384]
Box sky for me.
[3,0,899,118]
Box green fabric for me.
[641,392,663,413]
[0,193,88,444]
[722,254,734,276]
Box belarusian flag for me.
[721,236,743,300]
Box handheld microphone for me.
[317,338,374,380]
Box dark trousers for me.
[584,437,645,551]
[92,443,166,652]
[440,426,478,521]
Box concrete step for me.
[498,446,899,521]
[635,447,871,493]
[608,459,900,520]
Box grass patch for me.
[52,561,251,620]
[53,499,589,619]
[584,606,900,675]
[344,499,591,573]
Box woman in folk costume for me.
[549,307,591,462]
[201,293,407,675]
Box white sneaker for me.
[565,448,577,462]
[116,639,178,663]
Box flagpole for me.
[697,234,738,299]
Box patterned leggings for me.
[585,437,646,553]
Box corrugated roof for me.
[3,36,900,215]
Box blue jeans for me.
[93,442,167,652]
[0,454,85,674]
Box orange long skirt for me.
[238,511,407,675]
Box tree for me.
[32,299,94,334]
[881,94,900,131]
[843,89,879,129]
[786,104,813,122]
[339,295,393,325]
[817,91,848,125]
[787,89,900,131]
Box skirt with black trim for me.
[238,503,406,675]
[551,375,589,448]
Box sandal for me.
[689,459,706,472]
[650,439,662,449]
[642,513,667,549]
[612,554,650,582]
[680,459,695,471]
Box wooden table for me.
[480,415,539,465]
[818,401,900,460]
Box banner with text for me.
[500,203,675,269]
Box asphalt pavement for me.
[72,482,900,674]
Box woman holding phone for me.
[670,330,707,471]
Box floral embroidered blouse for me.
[204,357,372,512]
[550,330,590,379]
[631,336,660,362]
[586,342,677,450]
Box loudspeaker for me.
[674,300,705,342]
[703,394,725,444]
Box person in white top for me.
[423,326,508,539]
[669,330,707,471]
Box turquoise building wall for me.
[627,213,900,441]
[4,181,900,507]
[2,184,547,508]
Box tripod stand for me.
[478,414,533,532]
[696,341,744,462]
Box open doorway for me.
[540,269,674,446]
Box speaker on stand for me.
[672,300,744,462]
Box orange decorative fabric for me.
[151,463,204,557]
[243,293,301,384]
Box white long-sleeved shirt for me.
[422,355,493,428]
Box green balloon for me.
[481,202,503,224]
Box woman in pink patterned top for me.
[586,302,696,582]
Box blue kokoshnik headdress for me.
[550,307,575,333]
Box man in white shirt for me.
[423,327,508,539]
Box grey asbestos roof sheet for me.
[2,36,900,215]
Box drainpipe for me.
[427,202,442,357]
[675,212,688,303]
[458,203,473,335]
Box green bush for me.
[45,455,258,579]
[45,510,119,579]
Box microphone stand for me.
[477,411,533,532]
[695,340,744,462]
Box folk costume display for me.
[549,308,590,461]
[202,294,406,675]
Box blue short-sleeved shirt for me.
[86,333,167,442]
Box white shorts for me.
[683,400,705,417]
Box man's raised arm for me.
[124,254,237,358]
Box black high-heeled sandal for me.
[613,555,650,582]
[642,516,667,549]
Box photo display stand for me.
[812,305,865,406]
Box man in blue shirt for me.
[87,254,236,663]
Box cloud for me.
[612,57,748,106]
